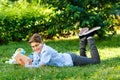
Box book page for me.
[15,53,32,66]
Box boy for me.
[21,27,101,67]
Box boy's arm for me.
[25,51,51,68]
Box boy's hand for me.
[16,59,25,66]
[25,59,32,65]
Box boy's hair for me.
[29,33,42,43]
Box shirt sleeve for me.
[25,50,51,68]
[28,53,34,60]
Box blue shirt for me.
[25,44,73,68]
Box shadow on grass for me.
[95,34,120,49]
[45,34,120,53]
[100,56,120,66]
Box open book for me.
[14,53,32,66]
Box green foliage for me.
[0,1,51,42]
[0,0,120,43]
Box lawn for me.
[0,31,120,80]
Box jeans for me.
[69,37,100,66]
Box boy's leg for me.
[70,51,100,66]
[80,37,87,57]
[79,27,89,57]
[87,37,100,63]
[70,26,101,66]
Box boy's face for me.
[30,42,43,54]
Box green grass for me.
[0,32,120,80]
